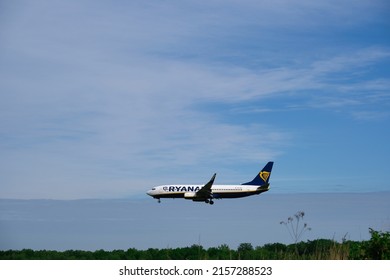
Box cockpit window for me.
[152,188,156,190]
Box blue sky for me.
[1,0,390,199]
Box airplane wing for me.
[195,173,216,199]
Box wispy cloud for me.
[0,0,389,198]
[350,110,390,121]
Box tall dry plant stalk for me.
[280,211,312,244]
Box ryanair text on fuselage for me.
[146,162,274,205]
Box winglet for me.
[209,173,216,185]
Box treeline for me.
[1,229,389,260]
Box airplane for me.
[146,162,273,205]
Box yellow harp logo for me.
[259,171,270,182]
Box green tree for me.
[364,228,390,259]
[237,243,253,259]
[261,243,288,259]
[207,244,233,259]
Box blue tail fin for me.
[242,162,274,186]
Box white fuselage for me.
[146,162,273,204]
[147,184,264,200]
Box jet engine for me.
[184,192,197,199]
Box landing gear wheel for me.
[157,198,161,203]
[209,200,214,205]
[205,199,210,204]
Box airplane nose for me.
[146,190,153,196]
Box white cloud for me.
[350,111,390,121]
[1,0,389,198]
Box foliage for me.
[1,229,388,260]
[363,228,390,259]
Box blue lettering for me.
[165,186,201,192]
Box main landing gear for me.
[205,199,214,205]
